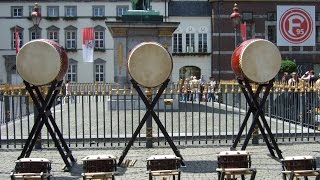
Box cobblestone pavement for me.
[1,142,320,179]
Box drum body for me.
[231,38,281,83]
[127,42,173,88]
[147,155,181,171]
[82,154,117,173]
[217,151,251,168]
[15,158,51,173]
[16,39,69,86]
[282,156,316,171]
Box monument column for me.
[106,6,179,148]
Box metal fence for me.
[0,81,319,149]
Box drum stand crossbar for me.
[231,78,283,159]
[118,79,185,166]
[18,80,76,171]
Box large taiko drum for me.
[231,38,281,83]
[16,39,69,86]
[127,42,173,88]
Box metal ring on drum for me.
[127,42,173,88]
[231,38,281,83]
[16,39,69,86]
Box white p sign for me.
[277,6,315,46]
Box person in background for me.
[191,76,199,101]
[281,72,290,84]
[64,80,74,103]
[288,72,299,86]
[301,70,317,86]
[199,75,206,102]
[207,77,217,102]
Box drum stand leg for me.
[231,79,283,159]
[18,80,76,171]
[118,79,185,167]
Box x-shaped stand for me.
[18,80,76,171]
[231,78,283,159]
[118,79,185,166]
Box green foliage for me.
[280,58,297,73]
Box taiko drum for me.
[16,39,69,86]
[231,38,281,83]
[127,42,173,88]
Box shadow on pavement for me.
[182,160,217,173]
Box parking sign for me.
[277,6,315,46]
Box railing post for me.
[145,87,153,148]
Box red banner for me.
[15,27,19,54]
[82,27,94,62]
[240,22,247,41]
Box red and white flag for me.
[14,27,20,54]
[82,27,94,62]
[240,22,247,41]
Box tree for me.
[280,58,297,74]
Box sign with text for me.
[277,6,315,46]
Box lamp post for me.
[230,3,241,48]
[31,2,42,150]
[31,2,41,39]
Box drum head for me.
[240,39,281,83]
[128,42,173,87]
[16,39,61,86]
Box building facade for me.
[210,0,320,80]
[0,0,212,84]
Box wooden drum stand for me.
[230,78,283,160]
[18,80,76,171]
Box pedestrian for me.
[207,77,217,102]
[288,72,299,86]
[64,80,74,104]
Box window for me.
[47,25,60,43]
[316,13,320,21]
[242,12,253,21]
[66,31,76,49]
[11,7,23,17]
[29,6,41,17]
[186,33,195,52]
[267,12,276,21]
[267,25,276,43]
[47,6,59,17]
[66,59,77,82]
[65,26,77,49]
[94,25,105,49]
[65,6,76,17]
[95,64,104,82]
[117,6,129,16]
[198,33,207,53]
[172,33,182,53]
[93,6,105,17]
[316,26,320,43]
[48,31,59,42]
[94,59,106,82]
[244,23,254,40]
[94,31,104,49]
[29,26,41,40]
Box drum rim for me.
[16,39,63,86]
[238,38,281,83]
[128,42,173,88]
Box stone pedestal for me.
[106,19,179,85]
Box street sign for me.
[277,6,315,46]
